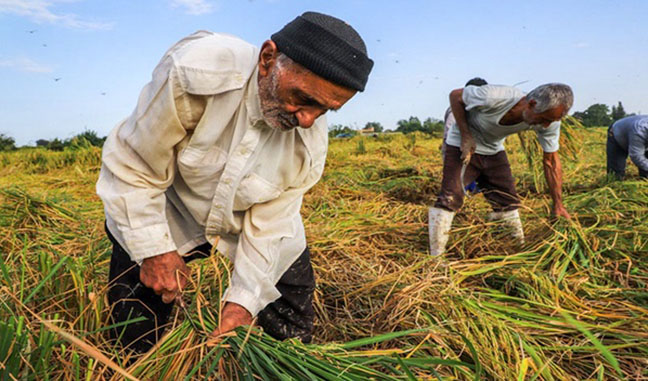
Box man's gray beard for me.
[259,69,299,131]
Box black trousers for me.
[607,126,629,180]
[106,226,316,353]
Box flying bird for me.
[54,78,62,82]
[42,44,47,47]
[27,30,37,34]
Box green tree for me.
[72,130,106,147]
[0,134,16,152]
[573,104,612,127]
[47,138,65,151]
[65,130,107,150]
[396,116,423,134]
[611,101,627,122]
[422,117,444,137]
[328,124,356,138]
[364,121,383,133]
[35,139,50,148]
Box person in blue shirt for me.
[607,115,648,179]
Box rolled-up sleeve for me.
[96,56,193,263]
[223,161,324,316]
[628,122,648,172]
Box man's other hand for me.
[460,134,476,164]
[210,302,253,338]
[140,251,190,304]
[552,204,571,220]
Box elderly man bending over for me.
[428,83,574,255]
[97,12,373,352]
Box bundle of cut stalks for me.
[516,115,584,192]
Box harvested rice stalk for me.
[517,115,584,192]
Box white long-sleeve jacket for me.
[96,31,328,316]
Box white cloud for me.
[0,57,53,73]
[0,0,112,30]
[170,0,215,15]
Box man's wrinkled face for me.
[257,48,356,131]
[523,103,567,128]
[258,61,300,131]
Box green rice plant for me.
[0,318,28,379]
[516,115,585,192]
[404,133,416,152]
[121,322,477,380]
[355,137,367,155]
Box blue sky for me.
[1,0,646,145]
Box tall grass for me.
[0,126,646,379]
[0,146,102,175]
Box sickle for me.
[460,151,472,197]
[460,162,469,196]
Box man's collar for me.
[245,66,267,128]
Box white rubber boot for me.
[428,207,455,256]
[487,209,525,245]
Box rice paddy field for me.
[0,126,646,380]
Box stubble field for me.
[0,127,646,380]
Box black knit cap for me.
[271,12,374,92]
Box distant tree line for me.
[395,117,444,135]
[327,101,641,139]
[0,130,106,152]
[329,117,444,138]
[7,101,637,153]
[572,101,637,127]
[328,124,358,138]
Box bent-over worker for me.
[429,83,574,255]
[607,115,648,179]
[97,12,373,352]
